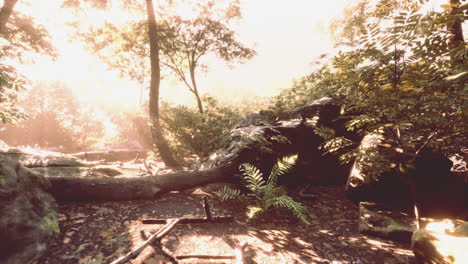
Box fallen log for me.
[48,163,238,202]
[46,97,350,203]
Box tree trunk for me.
[448,0,464,45]
[189,64,204,114]
[0,0,18,33]
[146,0,181,169]
[448,0,465,65]
[48,162,238,202]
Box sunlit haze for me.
[14,0,353,109]
[13,0,452,109]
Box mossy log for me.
[48,163,238,202]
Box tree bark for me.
[0,0,18,33]
[448,0,465,66]
[448,0,465,46]
[146,0,181,169]
[48,162,238,202]
[189,64,204,114]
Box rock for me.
[346,135,465,218]
[31,165,122,178]
[0,155,59,264]
[0,147,87,167]
[70,149,146,162]
[413,150,465,218]
[197,97,349,185]
[359,202,416,243]
[345,134,411,207]
[235,111,277,128]
[412,222,468,264]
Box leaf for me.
[323,242,334,249]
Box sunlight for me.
[11,0,356,109]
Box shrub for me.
[160,96,242,159]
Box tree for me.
[80,2,255,114]
[158,15,255,114]
[145,0,181,168]
[296,0,467,170]
[0,0,19,32]
[0,0,54,124]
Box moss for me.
[40,212,60,234]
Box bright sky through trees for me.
[11,0,452,108]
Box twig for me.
[154,241,179,264]
[176,255,235,260]
[111,219,180,264]
[203,196,213,221]
[140,229,179,264]
[142,217,234,225]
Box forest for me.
[0,0,466,264]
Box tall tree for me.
[158,16,255,114]
[145,0,181,168]
[0,0,18,32]
[79,3,255,114]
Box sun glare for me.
[12,0,357,109]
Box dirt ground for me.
[37,184,415,264]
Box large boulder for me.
[0,147,87,167]
[0,155,59,264]
[345,135,465,218]
[70,149,146,163]
[345,134,412,208]
[359,202,416,243]
[412,151,465,219]
[197,97,350,185]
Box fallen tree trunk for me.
[46,97,351,203]
[48,163,238,202]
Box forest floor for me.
[37,184,416,264]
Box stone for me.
[0,147,87,167]
[31,165,122,178]
[346,135,465,218]
[412,222,468,264]
[413,150,465,218]
[196,97,349,185]
[345,134,411,207]
[359,202,416,243]
[70,149,146,162]
[0,155,59,264]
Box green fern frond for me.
[216,186,241,201]
[268,154,297,186]
[240,163,265,191]
[269,195,310,224]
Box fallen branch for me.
[111,218,180,264]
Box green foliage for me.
[79,1,255,113]
[217,155,310,224]
[160,96,242,158]
[0,9,55,124]
[0,81,106,151]
[283,0,467,171]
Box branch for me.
[111,219,180,264]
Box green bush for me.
[160,96,242,159]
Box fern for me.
[268,154,297,186]
[268,196,310,225]
[217,186,241,201]
[240,163,265,191]
[218,155,309,224]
